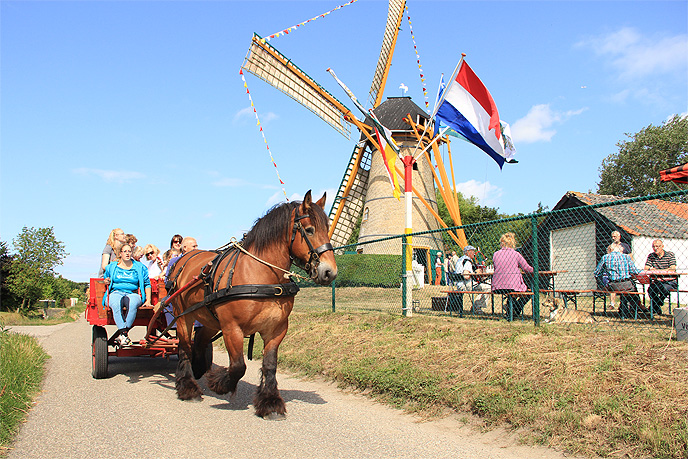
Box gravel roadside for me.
[5,318,581,459]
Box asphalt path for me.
[6,318,579,459]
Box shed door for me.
[550,223,596,290]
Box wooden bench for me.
[666,288,688,311]
[591,290,646,319]
[440,290,493,317]
[496,291,534,322]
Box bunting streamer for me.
[405,5,430,112]
[260,0,359,43]
[239,69,289,201]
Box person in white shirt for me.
[142,244,164,279]
[454,245,489,312]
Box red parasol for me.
[659,163,688,184]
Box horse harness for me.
[157,206,333,347]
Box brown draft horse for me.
[165,190,337,419]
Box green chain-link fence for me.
[296,190,688,331]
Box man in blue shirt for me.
[595,245,642,318]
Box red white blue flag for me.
[435,60,511,168]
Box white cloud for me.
[576,27,688,80]
[211,177,249,187]
[455,180,503,208]
[233,106,278,124]
[73,168,145,183]
[511,104,587,143]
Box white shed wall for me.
[550,223,596,290]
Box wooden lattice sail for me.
[242,34,352,140]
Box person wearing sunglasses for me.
[102,244,151,346]
[142,244,163,279]
[163,234,183,261]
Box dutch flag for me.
[435,60,515,168]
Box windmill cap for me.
[463,245,476,253]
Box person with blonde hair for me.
[99,228,127,276]
[143,244,164,279]
[132,245,145,261]
[491,232,534,318]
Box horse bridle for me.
[289,207,333,278]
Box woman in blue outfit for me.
[103,244,151,346]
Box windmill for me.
[241,0,468,259]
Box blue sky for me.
[1,0,686,283]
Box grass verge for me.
[242,309,688,458]
[0,304,85,327]
[0,326,49,456]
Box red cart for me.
[86,277,179,379]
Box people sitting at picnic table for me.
[607,230,633,309]
[102,243,151,346]
[454,245,489,313]
[644,239,677,316]
[491,232,534,318]
[594,244,641,318]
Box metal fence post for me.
[331,279,336,313]
[531,215,540,326]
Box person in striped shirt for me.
[595,245,641,317]
[644,239,677,316]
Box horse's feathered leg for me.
[206,326,246,395]
[175,313,203,401]
[254,326,287,419]
[191,324,216,380]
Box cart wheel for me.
[205,342,213,369]
[92,325,108,379]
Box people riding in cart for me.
[102,243,151,346]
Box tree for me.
[0,240,20,311]
[597,115,688,197]
[6,227,68,312]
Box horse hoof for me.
[263,412,286,421]
[178,393,203,402]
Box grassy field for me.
[0,305,85,327]
[246,287,688,458]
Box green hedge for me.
[333,254,402,288]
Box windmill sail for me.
[368,0,406,108]
[328,141,372,247]
[242,34,352,139]
[328,0,406,241]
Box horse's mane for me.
[241,199,329,256]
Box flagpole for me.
[403,55,464,317]
[432,73,444,115]
[431,53,465,119]
[410,54,465,157]
[402,154,414,317]
[413,127,449,161]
